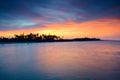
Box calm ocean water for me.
[0,41,120,80]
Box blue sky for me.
[0,0,120,39]
[0,0,119,30]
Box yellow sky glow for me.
[0,18,120,40]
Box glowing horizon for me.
[0,18,120,40]
[0,0,120,40]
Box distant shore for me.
[0,33,101,43]
[0,38,101,43]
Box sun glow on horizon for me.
[0,18,120,40]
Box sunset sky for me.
[0,0,120,40]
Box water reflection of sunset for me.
[0,42,120,80]
[36,42,120,79]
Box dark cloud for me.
[0,0,120,30]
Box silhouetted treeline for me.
[0,33,100,43]
[0,33,62,42]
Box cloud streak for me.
[0,0,120,30]
[0,0,120,39]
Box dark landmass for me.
[0,33,101,43]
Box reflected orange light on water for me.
[0,41,120,79]
[35,42,119,78]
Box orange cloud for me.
[0,18,120,40]
[36,18,120,39]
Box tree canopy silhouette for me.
[14,33,61,41]
[0,33,100,43]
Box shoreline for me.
[0,39,102,44]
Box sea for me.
[0,41,120,80]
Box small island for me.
[0,33,101,43]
